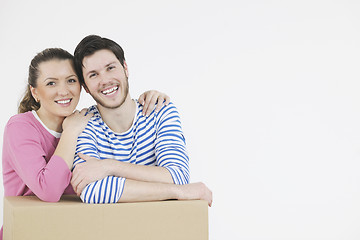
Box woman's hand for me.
[62,108,93,135]
[138,90,170,116]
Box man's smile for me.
[101,86,119,96]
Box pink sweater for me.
[1,111,75,239]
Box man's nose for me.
[98,72,112,86]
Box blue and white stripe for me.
[73,100,189,203]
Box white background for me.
[1,0,360,239]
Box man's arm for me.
[73,103,195,204]
[101,103,190,185]
[120,180,212,206]
[72,103,189,194]
[71,119,112,195]
[153,103,190,184]
[74,154,173,186]
[74,144,212,205]
[80,177,212,206]
[72,128,127,204]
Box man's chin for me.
[92,87,129,110]
[96,99,125,110]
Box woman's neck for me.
[36,108,64,133]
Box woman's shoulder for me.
[4,111,53,145]
[7,111,35,125]
[5,111,40,134]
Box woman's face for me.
[31,59,81,119]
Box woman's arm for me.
[53,109,92,169]
[4,122,71,202]
[3,110,91,202]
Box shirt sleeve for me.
[4,121,72,202]
[154,103,190,185]
[74,121,126,203]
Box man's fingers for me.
[78,153,88,160]
[78,153,95,161]
[71,176,79,194]
[76,182,87,195]
[71,175,83,196]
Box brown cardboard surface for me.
[3,195,208,240]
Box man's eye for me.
[89,73,97,78]
[46,82,55,86]
[107,66,115,71]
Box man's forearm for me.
[80,176,213,206]
[71,156,176,196]
[118,179,178,202]
[118,179,213,207]
[105,160,174,184]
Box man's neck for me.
[97,95,136,133]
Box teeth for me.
[102,86,118,95]
[56,99,71,104]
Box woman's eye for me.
[68,78,77,83]
[46,82,55,86]
[107,66,115,71]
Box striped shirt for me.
[73,100,190,203]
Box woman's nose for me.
[58,84,70,96]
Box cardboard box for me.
[3,195,208,240]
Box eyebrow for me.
[105,62,116,67]
[43,77,57,82]
[43,74,77,82]
[66,74,77,79]
[85,61,117,76]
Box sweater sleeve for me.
[4,121,72,202]
[74,122,126,204]
[155,103,190,185]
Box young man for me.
[71,35,212,206]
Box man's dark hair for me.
[73,35,126,85]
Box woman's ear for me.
[29,86,39,102]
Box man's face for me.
[82,49,129,109]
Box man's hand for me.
[177,182,213,207]
[71,153,110,196]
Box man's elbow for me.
[171,169,190,185]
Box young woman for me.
[1,48,169,239]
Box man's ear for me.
[123,61,129,78]
[82,84,90,93]
[30,86,39,102]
